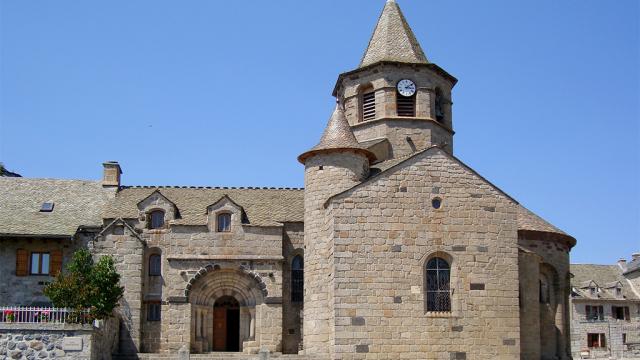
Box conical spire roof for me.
[298,104,375,163]
[359,0,428,68]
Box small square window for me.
[149,210,165,229]
[147,303,161,321]
[217,213,231,232]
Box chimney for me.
[618,258,627,271]
[102,161,122,187]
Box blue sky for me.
[1,1,638,264]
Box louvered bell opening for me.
[397,95,416,117]
[362,91,376,121]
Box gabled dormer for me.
[137,190,178,230]
[579,280,599,297]
[603,281,624,299]
[206,195,245,233]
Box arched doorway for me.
[186,266,267,354]
[213,296,240,352]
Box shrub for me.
[44,249,124,322]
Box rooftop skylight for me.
[40,202,54,212]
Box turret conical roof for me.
[359,0,428,68]
[298,104,376,164]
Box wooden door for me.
[213,307,227,351]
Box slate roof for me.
[0,178,110,237]
[104,186,304,227]
[571,264,640,301]
[516,205,570,237]
[359,0,428,68]
[298,105,375,163]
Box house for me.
[569,256,640,359]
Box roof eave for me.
[518,229,577,248]
[332,61,458,97]
[0,233,74,239]
[298,147,377,164]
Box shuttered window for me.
[396,94,415,117]
[50,250,63,276]
[16,249,29,276]
[361,91,376,121]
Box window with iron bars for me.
[426,257,450,312]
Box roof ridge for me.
[0,177,99,183]
[120,185,304,191]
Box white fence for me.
[0,306,91,324]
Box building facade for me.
[570,256,640,359]
[0,1,578,359]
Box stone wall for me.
[303,152,370,358]
[92,223,144,355]
[327,148,521,359]
[0,318,118,360]
[519,233,573,359]
[0,234,93,306]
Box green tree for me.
[44,249,124,322]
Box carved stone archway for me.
[186,265,267,353]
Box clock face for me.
[397,79,416,97]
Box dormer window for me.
[149,210,165,229]
[616,287,622,297]
[360,85,376,121]
[217,213,231,232]
[589,287,596,296]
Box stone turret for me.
[298,104,374,356]
[333,0,457,160]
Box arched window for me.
[149,254,161,276]
[291,255,304,303]
[425,257,450,312]
[149,210,165,229]
[360,85,376,122]
[217,213,231,232]
[434,88,445,124]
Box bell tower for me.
[333,0,457,161]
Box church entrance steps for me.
[114,353,316,360]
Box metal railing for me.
[0,306,91,324]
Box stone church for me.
[0,1,576,359]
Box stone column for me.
[249,308,256,340]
